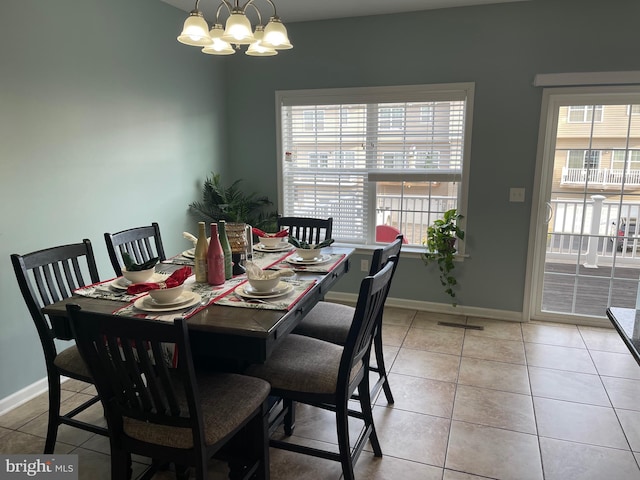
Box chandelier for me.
[177,0,293,57]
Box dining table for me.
[606,306,640,367]
[43,245,354,366]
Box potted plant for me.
[189,173,278,231]
[421,208,465,305]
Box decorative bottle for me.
[207,223,225,285]
[194,222,208,283]
[218,220,233,280]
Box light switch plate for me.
[509,187,525,203]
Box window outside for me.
[277,84,474,247]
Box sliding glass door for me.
[529,86,640,326]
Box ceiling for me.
[160,0,528,23]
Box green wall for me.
[0,0,228,400]
[224,0,640,310]
[2,0,639,404]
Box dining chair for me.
[292,235,403,404]
[245,257,397,480]
[10,240,109,454]
[66,305,271,480]
[276,216,333,244]
[104,222,166,277]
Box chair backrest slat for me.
[277,217,333,245]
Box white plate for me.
[235,282,294,299]
[244,281,293,296]
[134,292,202,312]
[253,243,292,253]
[286,254,332,265]
[109,272,169,291]
[148,291,197,307]
[182,249,195,259]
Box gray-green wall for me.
[0,0,229,400]
[224,0,640,309]
[2,0,640,404]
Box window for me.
[382,152,404,169]
[612,150,640,170]
[309,152,329,168]
[420,105,435,123]
[379,107,405,131]
[303,109,325,131]
[277,84,474,247]
[567,105,603,123]
[567,149,601,169]
[627,105,640,115]
[414,151,440,168]
[336,150,356,168]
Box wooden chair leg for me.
[373,328,394,404]
[175,464,190,480]
[358,382,382,457]
[283,399,296,436]
[44,374,61,454]
[110,448,132,480]
[335,400,355,480]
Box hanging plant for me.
[421,208,465,305]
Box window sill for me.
[336,243,468,260]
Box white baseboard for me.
[0,377,48,416]
[325,292,525,322]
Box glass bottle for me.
[207,223,225,285]
[194,222,209,283]
[218,220,233,280]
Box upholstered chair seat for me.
[123,372,269,450]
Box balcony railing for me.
[376,193,640,266]
[561,167,640,186]
[375,195,456,245]
[545,197,640,265]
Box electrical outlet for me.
[361,259,369,272]
[509,187,525,203]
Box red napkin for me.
[252,227,289,238]
[126,266,192,295]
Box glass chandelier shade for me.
[222,10,256,44]
[177,10,213,46]
[246,26,277,56]
[262,16,292,49]
[202,24,235,55]
[177,0,292,57]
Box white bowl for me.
[296,247,322,260]
[121,267,155,284]
[247,276,280,293]
[259,236,286,248]
[148,285,185,304]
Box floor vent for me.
[437,322,484,330]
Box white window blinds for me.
[277,84,474,245]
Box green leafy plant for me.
[189,173,278,231]
[287,237,335,249]
[421,208,465,305]
[122,252,158,271]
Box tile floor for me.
[2,308,640,479]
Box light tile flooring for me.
[2,308,640,479]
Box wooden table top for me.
[43,246,354,364]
